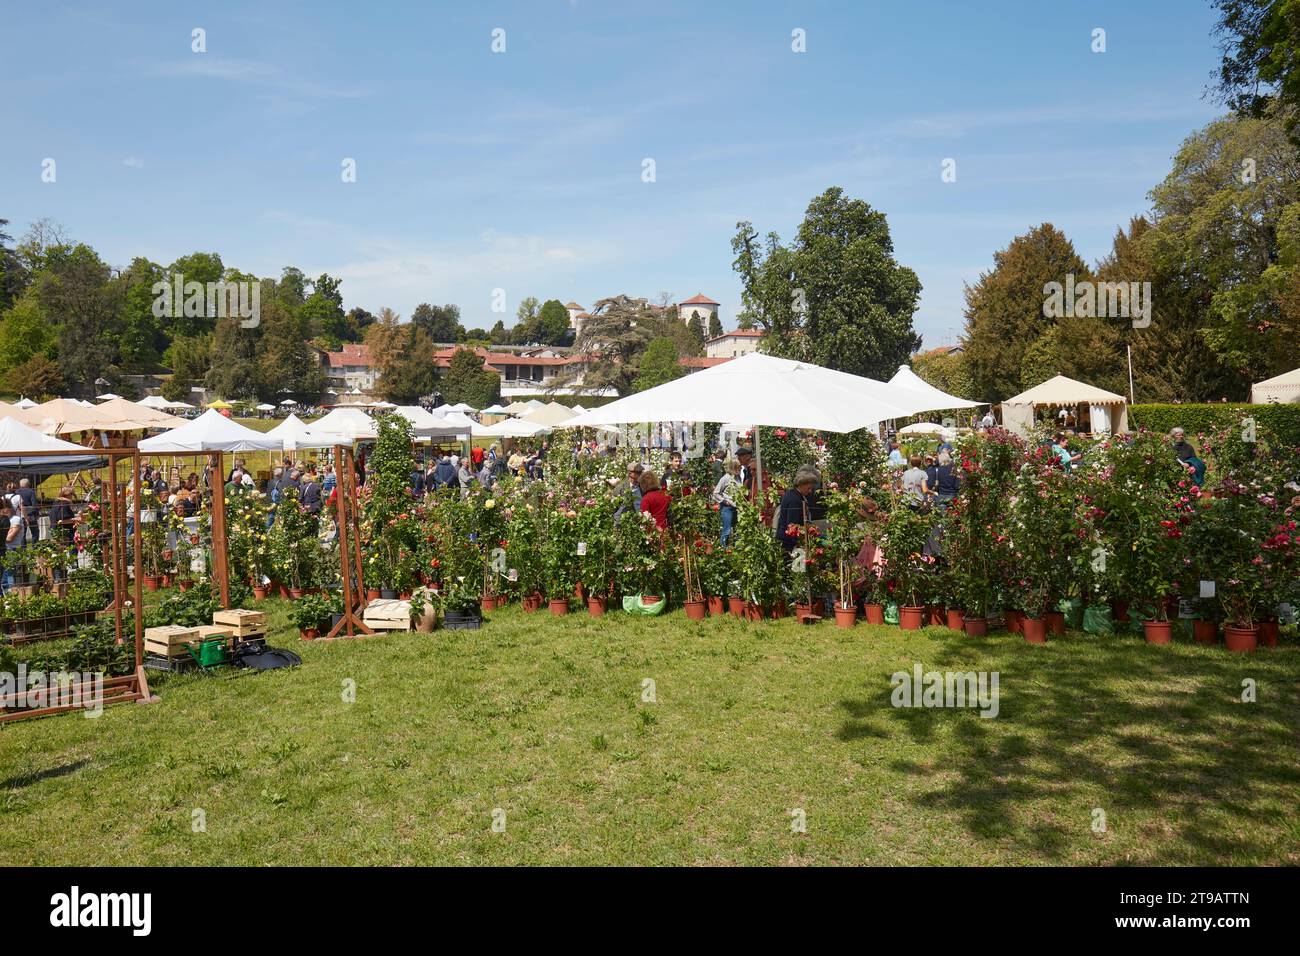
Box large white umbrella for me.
[255,403,277,411]
[898,421,957,440]
[279,398,297,406]
[139,409,284,453]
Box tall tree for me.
[34,243,121,396]
[732,187,922,379]
[634,337,684,392]
[707,312,723,339]
[1213,0,1300,141]
[961,224,1091,402]
[256,296,325,401]
[411,302,463,342]
[441,348,500,407]
[0,219,28,311]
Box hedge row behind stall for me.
[1129,403,1300,447]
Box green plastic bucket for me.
[190,638,228,667]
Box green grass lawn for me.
[2,604,1297,866]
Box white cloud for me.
[122,156,144,168]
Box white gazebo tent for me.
[310,406,378,442]
[1250,367,1300,404]
[391,406,472,441]
[521,402,577,428]
[13,397,37,410]
[136,395,170,409]
[1000,375,1129,437]
[898,421,957,440]
[472,418,550,439]
[265,413,350,451]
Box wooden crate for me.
[144,624,202,659]
[196,625,234,642]
[363,599,411,632]
[213,608,267,628]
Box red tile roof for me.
[680,293,719,306]
[705,329,764,343]
[326,343,372,368]
[678,356,732,368]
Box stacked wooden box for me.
[363,599,411,632]
[144,624,201,659]
[212,609,266,643]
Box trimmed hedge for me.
[1129,403,1300,447]
[502,393,620,408]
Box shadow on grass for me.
[0,758,89,790]
[837,627,1300,864]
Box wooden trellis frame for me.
[1,448,153,723]
[324,444,372,639]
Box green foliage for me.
[441,348,500,408]
[634,337,683,392]
[1130,403,1300,450]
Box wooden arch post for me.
[325,443,371,639]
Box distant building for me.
[323,343,379,391]
[678,293,720,326]
[704,329,765,359]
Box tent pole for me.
[753,428,763,504]
[210,451,230,608]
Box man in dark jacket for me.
[300,470,322,515]
[432,454,458,489]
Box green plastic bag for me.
[1083,604,1114,636]
[884,602,899,625]
[622,595,666,616]
[1057,597,1084,630]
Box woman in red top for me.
[639,470,671,530]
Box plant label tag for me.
[577,541,587,556]
[191,551,206,573]
[1279,603,1296,624]
[1199,580,1215,599]
[78,551,92,569]
[1177,599,1196,619]
[507,568,518,582]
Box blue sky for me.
[2,0,1224,346]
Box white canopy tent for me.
[138,409,285,454]
[1250,367,1300,404]
[265,413,349,451]
[96,397,186,431]
[899,421,957,440]
[1001,375,1129,437]
[521,402,577,427]
[95,392,122,402]
[442,402,476,413]
[310,406,378,442]
[391,405,472,440]
[472,418,550,439]
[137,395,170,409]
[255,403,277,412]
[888,366,983,413]
[0,417,106,474]
[13,397,37,410]
[279,398,297,406]
[480,403,506,415]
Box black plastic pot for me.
[380,588,399,600]
[443,608,482,630]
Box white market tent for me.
[95,392,122,401]
[96,397,186,431]
[899,421,957,440]
[521,402,577,427]
[311,406,378,442]
[165,400,195,411]
[1250,367,1300,404]
[391,406,471,440]
[889,366,983,411]
[480,403,506,414]
[1001,375,1129,437]
[255,403,277,412]
[279,398,297,406]
[139,409,285,454]
[13,397,37,410]
[0,416,106,474]
[442,402,476,413]
[137,395,170,409]
[473,418,550,439]
[266,413,349,451]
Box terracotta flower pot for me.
[1193,619,1218,645]
[1022,616,1047,644]
[253,585,270,600]
[744,601,763,621]
[707,595,725,615]
[1143,620,1173,645]
[481,596,496,614]
[899,606,925,630]
[728,596,745,617]
[300,627,319,641]
[1224,624,1258,653]
[523,593,542,613]
[684,599,707,621]
[642,594,662,606]
[587,596,607,618]
[280,584,292,599]
[834,603,857,629]
[143,575,160,592]
[574,582,586,601]
[964,617,988,637]
[290,587,306,600]
[769,601,787,619]
[1005,610,1022,634]
[160,574,173,588]
[1258,619,1279,648]
[946,608,965,631]
[1112,600,1131,623]
[548,598,569,616]
[794,602,814,621]
[865,603,885,625]
[928,605,946,626]
[1045,610,1065,635]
